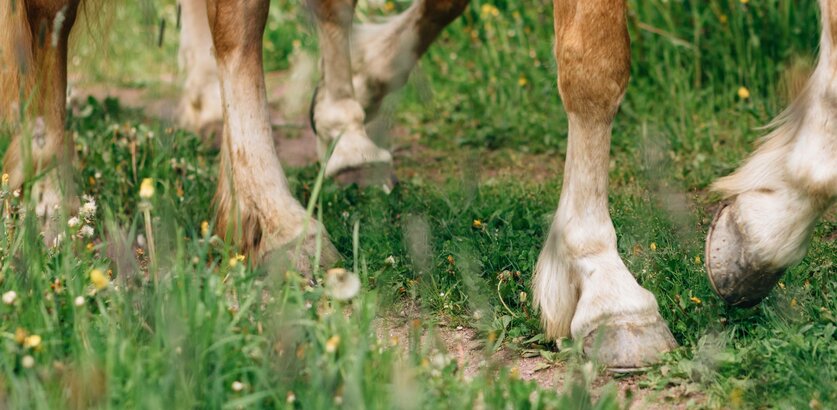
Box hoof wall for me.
[705,203,784,307]
[333,162,398,192]
[583,317,677,371]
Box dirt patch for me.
[374,303,703,409]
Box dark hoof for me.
[705,203,785,307]
[583,316,677,372]
[333,162,398,192]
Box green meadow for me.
[0,0,834,408]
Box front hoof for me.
[332,162,398,192]
[583,316,677,372]
[705,203,785,307]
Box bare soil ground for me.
[70,72,704,409]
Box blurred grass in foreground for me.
[0,0,833,407]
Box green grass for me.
[1,0,836,408]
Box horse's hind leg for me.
[347,0,470,122]
[178,0,223,134]
[1,0,82,243]
[532,0,676,370]
[308,0,469,187]
[706,0,837,307]
[206,0,339,271]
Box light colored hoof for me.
[332,162,398,192]
[583,316,677,372]
[705,203,785,307]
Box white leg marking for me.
[534,116,662,341]
[178,0,223,131]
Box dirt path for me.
[374,309,702,409]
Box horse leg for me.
[533,0,676,370]
[706,0,837,306]
[1,0,82,244]
[206,0,339,270]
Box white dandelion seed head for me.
[74,296,85,307]
[21,355,34,369]
[231,381,244,392]
[67,216,81,228]
[325,268,361,301]
[2,290,17,305]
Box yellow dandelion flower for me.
[518,76,528,87]
[650,242,657,251]
[472,219,483,229]
[86,242,94,252]
[90,268,109,290]
[325,335,341,353]
[14,328,27,344]
[690,296,702,305]
[791,298,798,308]
[694,255,702,265]
[1,173,8,185]
[139,178,155,199]
[509,366,520,379]
[201,220,210,237]
[719,14,728,24]
[739,0,749,4]
[519,291,527,303]
[229,253,246,267]
[737,86,750,100]
[383,1,395,12]
[23,334,41,349]
[480,4,500,17]
[730,387,743,408]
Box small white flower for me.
[51,233,65,248]
[79,199,97,219]
[21,355,34,368]
[2,290,17,305]
[325,268,361,301]
[231,381,245,392]
[384,255,396,266]
[79,225,94,237]
[67,216,81,228]
[74,296,85,307]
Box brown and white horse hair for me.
[3,0,836,369]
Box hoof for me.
[583,315,677,372]
[705,203,785,307]
[332,162,398,193]
[263,228,341,278]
